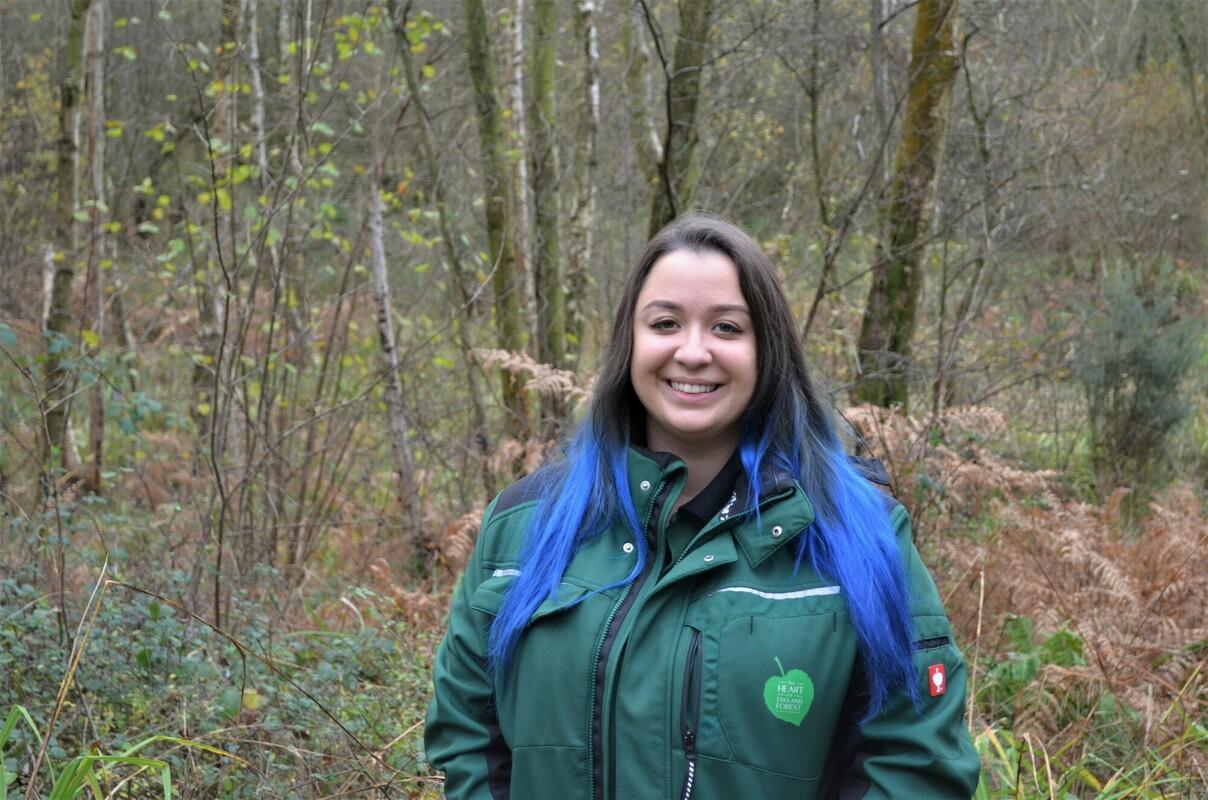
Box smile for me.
[668,381,719,394]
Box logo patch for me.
[763,657,814,726]
[928,663,946,697]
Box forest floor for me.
[2,405,1207,798]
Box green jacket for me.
[425,449,980,799]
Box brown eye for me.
[715,321,743,335]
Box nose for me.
[674,326,712,368]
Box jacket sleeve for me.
[820,504,982,799]
[425,502,512,800]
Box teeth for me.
[670,381,718,394]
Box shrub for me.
[1069,261,1205,499]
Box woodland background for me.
[1,0,1206,796]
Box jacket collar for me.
[729,481,815,567]
[625,446,815,567]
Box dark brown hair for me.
[589,213,831,447]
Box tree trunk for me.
[367,174,420,541]
[245,0,270,184]
[869,0,892,188]
[622,6,662,187]
[854,0,959,410]
[83,0,106,494]
[464,0,531,441]
[567,0,601,374]
[648,0,716,236]
[42,0,92,478]
[529,0,567,431]
[509,0,532,318]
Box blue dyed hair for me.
[488,215,918,716]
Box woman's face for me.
[630,249,757,455]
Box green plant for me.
[1069,261,1205,500]
[1,563,440,797]
[2,703,237,800]
[984,616,1086,714]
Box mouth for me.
[667,380,720,395]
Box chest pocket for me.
[683,584,858,781]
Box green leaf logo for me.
[763,657,813,726]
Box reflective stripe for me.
[492,568,521,577]
[711,585,840,600]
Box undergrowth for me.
[0,563,443,798]
[4,404,1207,797]
[848,404,1208,796]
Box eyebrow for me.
[640,300,750,315]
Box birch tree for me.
[567,0,601,371]
[82,0,107,494]
[368,174,420,538]
[510,0,532,294]
[42,0,93,477]
[622,6,663,190]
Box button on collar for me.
[623,542,635,554]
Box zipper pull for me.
[680,755,696,800]
[680,731,696,800]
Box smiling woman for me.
[425,215,981,800]
[631,250,756,510]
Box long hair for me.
[488,215,918,716]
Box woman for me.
[426,216,981,799]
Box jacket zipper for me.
[590,480,792,799]
[679,628,703,800]
[588,479,666,800]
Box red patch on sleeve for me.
[927,663,946,697]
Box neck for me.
[645,431,738,511]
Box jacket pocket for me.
[470,572,597,621]
[711,611,856,780]
[679,627,703,800]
